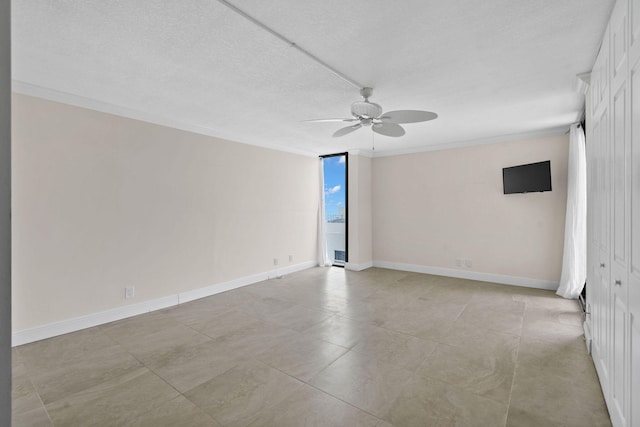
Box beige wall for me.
[11,92,570,334]
[12,94,319,331]
[372,134,569,282]
[347,154,372,268]
[1,0,11,420]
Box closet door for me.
[592,108,610,377]
[610,80,630,427]
[628,53,640,427]
[586,89,598,352]
[609,1,631,424]
[628,0,640,423]
[590,29,612,396]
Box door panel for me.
[611,294,628,425]
[630,0,640,64]
[596,30,611,115]
[633,59,640,279]
[610,42,630,427]
[628,55,640,427]
[599,108,611,257]
[589,4,637,426]
[612,83,628,266]
[594,105,611,389]
[612,0,629,90]
[631,314,640,427]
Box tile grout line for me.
[303,370,406,425]
[504,298,528,427]
[12,268,604,426]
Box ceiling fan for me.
[305,87,437,138]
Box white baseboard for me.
[372,261,559,290]
[12,260,317,347]
[344,261,373,272]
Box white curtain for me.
[557,124,587,299]
[317,158,332,267]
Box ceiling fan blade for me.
[380,110,438,124]
[372,122,405,137]
[332,123,362,137]
[303,118,358,123]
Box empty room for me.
[1,0,639,426]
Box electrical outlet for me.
[125,287,135,299]
[455,259,462,267]
[273,258,278,266]
[289,255,293,262]
[464,259,473,268]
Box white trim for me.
[11,81,317,158]
[14,81,572,161]
[575,72,591,95]
[372,260,559,290]
[370,126,569,158]
[12,261,316,346]
[346,149,374,158]
[11,298,173,347]
[179,271,269,304]
[344,261,373,271]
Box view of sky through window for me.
[324,155,345,220]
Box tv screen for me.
[503,161,552,194]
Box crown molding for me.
[347,149,374,158]
[13,81,572,161]
[12,80,318,158]
[370,125,569,158]
[575,72,591,95]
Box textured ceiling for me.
[12,0,614,156]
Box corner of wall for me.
[371,134,569,283]
[348,154,373,266]
[12,260,317,346]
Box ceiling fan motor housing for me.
[351,101,382,119]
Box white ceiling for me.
[12,0,614,156]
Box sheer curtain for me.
[557,124,587,299]
[317,158,332,267]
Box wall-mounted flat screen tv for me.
[502,160,552,194]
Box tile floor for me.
[12,267,611,426]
